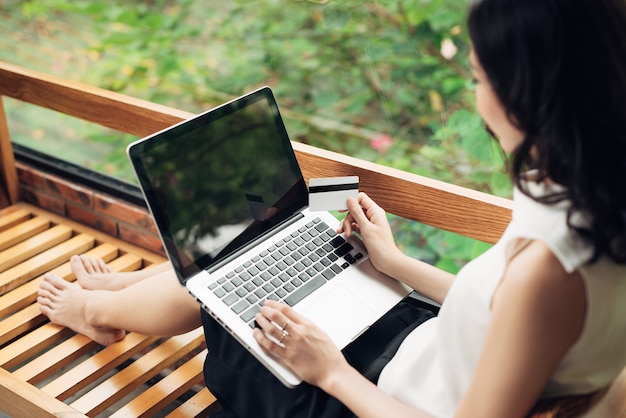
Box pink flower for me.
[370,134,392,153]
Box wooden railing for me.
[0,60,622,417]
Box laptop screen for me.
[128,87,308,282]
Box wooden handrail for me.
[0,61,192,137]
[0,60,512,244]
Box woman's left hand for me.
[253,299,349,387]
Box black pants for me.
[201,298,435,418]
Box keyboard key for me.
[329,236,345,248]
[223,292,238,306]
[322,268,337,280]
[268,266,280,276]
[315,221,329,232]
[335,242,353,257]
[285,276,326,306]
[232,299,250,314]
[242,305,261,324]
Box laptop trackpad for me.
[299,284,377,349]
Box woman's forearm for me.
[379,251,455,305]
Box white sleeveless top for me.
[377,182,626,417]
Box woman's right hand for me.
[338,192,402,275]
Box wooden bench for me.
[0,60,623,417]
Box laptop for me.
[127,86,411,387]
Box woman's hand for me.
[338,192,402,275]
[254,301,433,418]
[253,300,350,387]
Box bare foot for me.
[72,255,124,291]
[38,273,125,346]
[72,255,160,291]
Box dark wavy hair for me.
[468,0,626,264]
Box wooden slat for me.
[0,368,86,418]
[0,216,51,251]
[0,233,95,294]
[167,387,219,418]
[0,207,31,232]
[0,323,74,370]
[0,224,72,273]
[110,350,207,418]
[11,334,98,385]
[41,333,160,400]
[69,329,205,416]
[0,304,49,347]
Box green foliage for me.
[1,0,513,273]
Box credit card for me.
[308,176,359,212]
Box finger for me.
[337,211,354,235]
[345,194,370,227]
[259,302,293,331]
[253,327,286,355]
[356,192,380,212]
[255,310,285,341]
[263,300,304,326]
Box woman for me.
[39,0,626,416]
[248,0,626,416]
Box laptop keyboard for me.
[208,217,363,328]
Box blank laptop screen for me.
[129,89,308,282]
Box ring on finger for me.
[279,329,288,344]
[282,320,290,332]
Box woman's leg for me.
[38,267,201,345]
